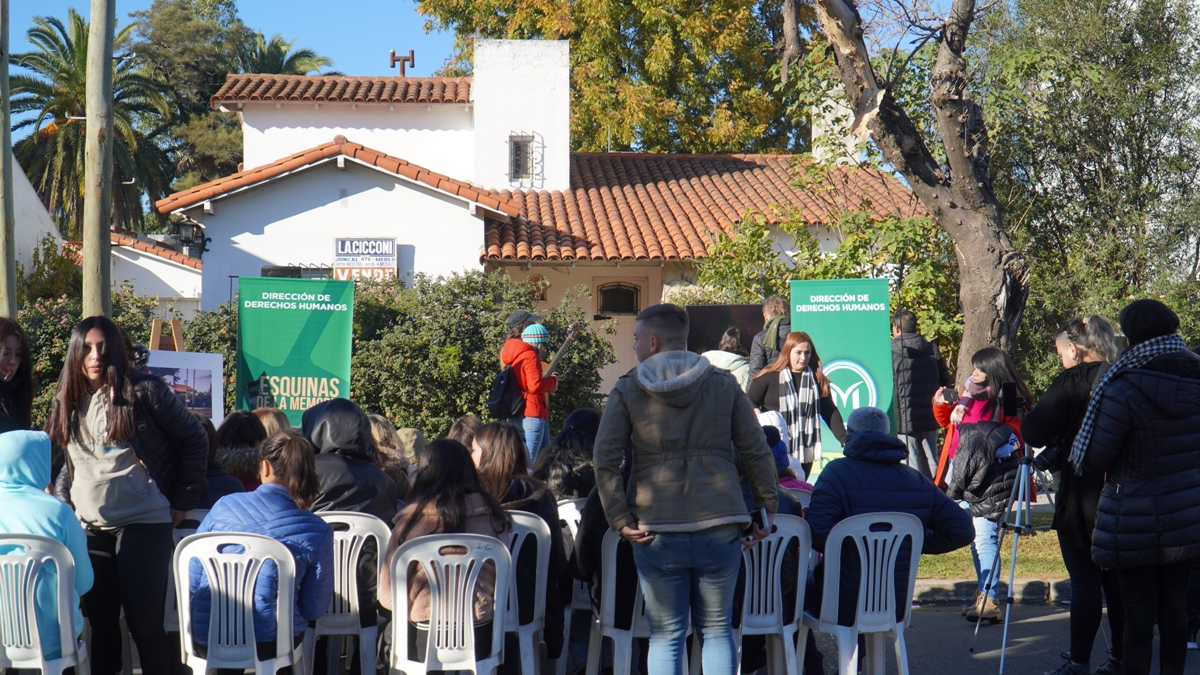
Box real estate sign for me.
[789,278,893,478]
[333,237,398,280]
[236,277,355,425]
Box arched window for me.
[527,274,548,301]
[597,282,640,315]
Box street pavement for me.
[807,604,1200,675]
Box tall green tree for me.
[10,10,172,238]
[237,33,337,75]
[415,0,818,153]
[975,0,1200,391]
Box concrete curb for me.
[913,578,1072,606]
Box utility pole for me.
[0,0,18,318]
[82,0,115,317]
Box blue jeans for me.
[971,515,1000,598]
[521,417,549,463]
[630,524,743,675]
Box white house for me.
[155,39,919,391]
[13,152,62,269]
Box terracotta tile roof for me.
[63,233,202,270]
[484,153,923,261]
[211,74,471,107]
[155,138,521,218]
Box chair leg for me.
[612,636,634,675]
[833,627,858,675]
[302,628,316,675]
[893,626,911,675]
[863,632,884,675]
[795,624,810,674]
[779,628,800,675]
[360,626,379,675]
[519,629,539,675]
[556,609,572,675]
[584,626,604,675]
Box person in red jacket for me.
[501,310,558,462]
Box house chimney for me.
[811,86,861,165]
[472,40,570,192]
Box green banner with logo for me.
[236,277,355,426]
[790,278,892,478]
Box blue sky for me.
[10,0,457,78]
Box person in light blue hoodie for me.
[0,430,93,659]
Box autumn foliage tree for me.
[413,0,819,153]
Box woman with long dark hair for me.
[191,431,334,665]
[472,422,569,664]
[747,331,846,477]
[380,439,511,659]
[0,317,35,432]
[1023,317,1123,675]
[702,326,752,391]
[932,346,1029,623]
[46,315,208,675]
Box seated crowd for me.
[2,297,1194,675]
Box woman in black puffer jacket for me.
[1072,300,1200,675]
[1022,316,1123,675]
[46,316,208,675]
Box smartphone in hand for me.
[944,387,959,404]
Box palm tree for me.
[10,10,171,238]
[237,33,339,75]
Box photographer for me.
[1022,317,1123,675]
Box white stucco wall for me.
[13,153,62,269]
[111,249,202,318]
[472,40,571,192]
[180,160,486,309]
[235,104,475,178]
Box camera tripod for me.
[967,454,1057,674]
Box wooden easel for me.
[149,318,186,352]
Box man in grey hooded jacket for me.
[594,303,778,675]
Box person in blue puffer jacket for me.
[0,430,93,661]
[190,430,334,660]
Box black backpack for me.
[487,365,525,419]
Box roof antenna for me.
[389,50,415,76]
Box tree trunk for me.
[810,0,1029,377]
[82,0,115,318]
[0,0,17,318]
[781,0,802,83]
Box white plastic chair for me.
[388,533,512,675]
[174,532,305,675]
[0,534,90,675]
[555,498,591,675]
[505,510,552,675]
[303,511,392,675]
[798,512,924,675]
[734,514,811,675]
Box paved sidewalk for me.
[809,604,1200,675]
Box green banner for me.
[236,277,355,426]
[790,278,892,478]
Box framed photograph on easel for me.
[146,350,224,426]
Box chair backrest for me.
[556,499,590,611]
[741,514,812,633]
[174,532,297,669]
[0,534,79,666]
[316,511,392,631]
[817,512,924,632]
[556,499,586,539]
[506,511,551,630]
[389,533,512,672]
[596,529,650,634]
